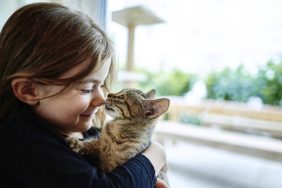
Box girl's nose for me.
[90,88,106,107]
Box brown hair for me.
[0,3,116,119]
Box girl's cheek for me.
[79,95,93,106]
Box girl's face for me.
[34,58,111,135]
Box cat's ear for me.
[146,89,156,99]
[11,78,40,105]
[144,98,170,119]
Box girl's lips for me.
[81,108,97,117]
[80,107,100,118]
[81,114,91,116]
[80,113,93,118]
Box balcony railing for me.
[154,98,282,162]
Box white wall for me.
[0,0,108,30]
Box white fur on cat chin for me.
[105,110,118,119]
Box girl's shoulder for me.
[0,103,64,145]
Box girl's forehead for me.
[59,63,87,79]
[79,58,111,83]
[59,57,111,81]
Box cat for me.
[66,88,170,182]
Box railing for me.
[154,98,282,162]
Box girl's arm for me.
[0,121,156,188]
[142,142,167,175]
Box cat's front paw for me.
[65,137,85,155]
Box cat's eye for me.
[117,95,124,100]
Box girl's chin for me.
[78,121,93,132]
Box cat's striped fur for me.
[66,88,170,173]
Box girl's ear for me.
[11,78,39,105]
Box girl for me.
[0,3,168,188]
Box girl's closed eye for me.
[80,88,94,94]
[79,84,105,94]
[77,83,95,94]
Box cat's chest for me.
[101,121,150,144]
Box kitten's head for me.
[105,88,170,120]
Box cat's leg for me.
[80,138,100,155]
[65,137,100,155]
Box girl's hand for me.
[155,178,170,188]
[142,142,170,187]
[156,162,170,188]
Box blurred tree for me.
[254,61,282,106]
[138,69,196,96]
[205,61,282,106]
[205,65,256,102]
[135,60,281,106]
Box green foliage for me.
[135,60,281,106]
[205,61,282,106]
[138,69,196,96]
[205,65,256,102]
[254,61,282,106]
[180,114,202,126]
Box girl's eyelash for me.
[80,89,94,94]
[80,84,105,94]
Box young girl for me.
[0,3,168,188]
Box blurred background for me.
[1,0,282,187]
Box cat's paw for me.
[65,137,85,155]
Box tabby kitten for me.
[66,88,169,173]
